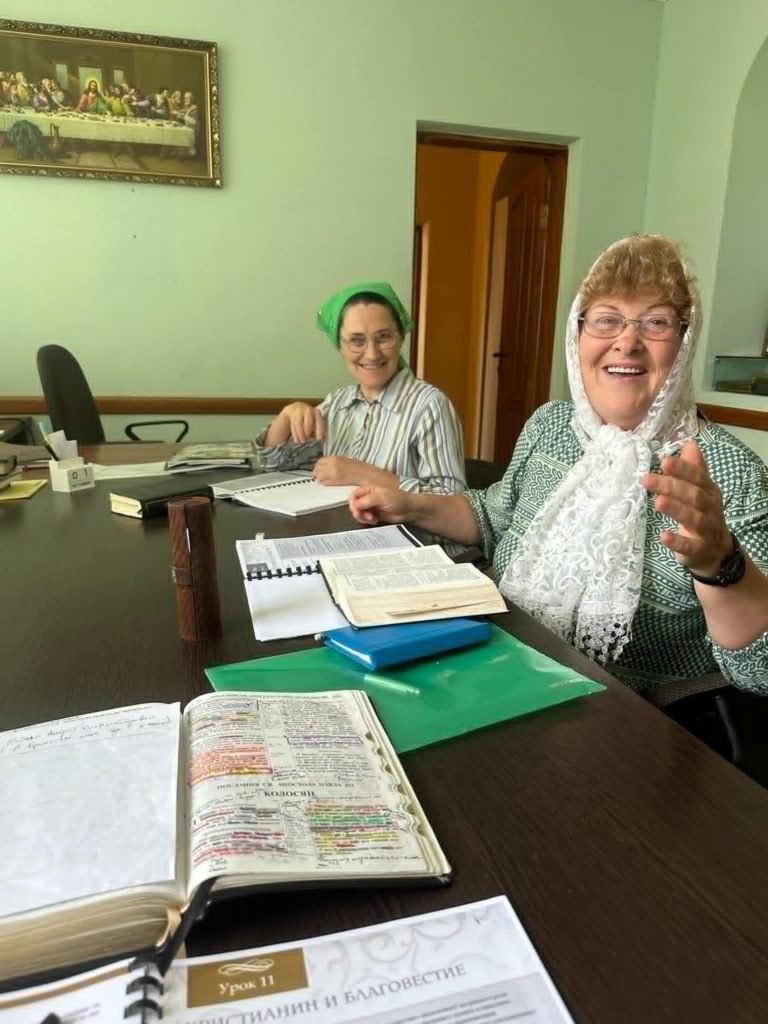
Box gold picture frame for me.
[0,18,220,187]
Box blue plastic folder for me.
[322,619,491,670]
[206,626,605,753]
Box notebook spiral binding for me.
[124,959,164,1020]
[241,477,313,493]
[247,563,317,581]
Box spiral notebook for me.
[212,470,312,498]
[222,471,356,516]
[0,957,159,1023]
[236,525,420,640]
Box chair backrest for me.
[464,458,507,490]
[37,344,105,444]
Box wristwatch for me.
[688,532,746,587]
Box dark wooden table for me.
[5,445,768,1022]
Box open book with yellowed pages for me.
[0,898,575,1023]
[165,442,257,472]
[0,692,449,988]
[318,545,507,627]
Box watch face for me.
[690,534,746,586]
[719,539,746,584]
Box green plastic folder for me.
[206,626,605,753]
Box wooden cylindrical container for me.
[168,496,222,641]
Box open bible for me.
[0,691,449,986]
[236,524,422,640]
[318,545,507,627]
[165,442,258,473]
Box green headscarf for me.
[316,282,412,368]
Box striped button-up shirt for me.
[255,368,466,494]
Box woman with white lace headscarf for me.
[349,235,768,695]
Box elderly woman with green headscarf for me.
[256,282,466,494]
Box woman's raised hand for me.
[349,485,415,525]
[643,439,732,576]
[272,403,326,444]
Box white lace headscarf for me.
[499,236,701,664]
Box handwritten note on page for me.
[1,703,181,918]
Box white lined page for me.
[244,574,347,640]
[0,703,181,919]
[234,480,355,516]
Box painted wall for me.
[709,43,768,365]
[102,412,270,443]
[723,425,768,464]
[644,0,768,435]
[4,0,663,441]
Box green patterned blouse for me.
[465,401,768,694]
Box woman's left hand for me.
[643,439,732,577]
[313,456,363,485]
[313,457,397,488]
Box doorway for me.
[412,134,567,462]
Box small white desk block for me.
[49,457,95,493]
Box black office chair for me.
[37,344,189,443]
[465,457,507,489]
[647,673,768,788]
[646,673,739,758]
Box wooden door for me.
[490,152,565,461]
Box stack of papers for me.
[91,462,170,481]
[0,456,21,490]
[0,442,50,468]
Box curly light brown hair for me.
[579,234,697,320]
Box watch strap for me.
[688,532,745,587]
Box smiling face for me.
[339,302,403,400]
[578,293,682,431]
